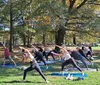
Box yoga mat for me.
[0,64,19,68]
[77,61,93,65]
[56,60,64,63]
[19,65,53,71]
[65,68,97,72]
[51,72,88,77]
[38,61,56,65]
[40,66,52,70]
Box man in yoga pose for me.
[19,47,49,83]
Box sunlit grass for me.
[0,60,100,85]
[92,47,100,50]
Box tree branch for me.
[68,0,76,12]
[13,0,32,21]
[87,2,100,5]
[76,0,88,10]
[64,28,100,38]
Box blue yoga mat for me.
[38,61,56,65]
[51,72,88,77]
[0,64,19,68]
[56,60,64,63]
[66,68,97,72]
[40,66,52,70]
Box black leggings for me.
[43,51,48,61]
[47,51,55,60]
[86,51,92,57]
[36,57,47,66]
[23,63,47,81]
[61,58,82,72]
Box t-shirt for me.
[4,48,10,57]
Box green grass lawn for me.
[92,47,100,50]
[0,46,100,85]
[0,60,100,85]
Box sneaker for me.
[66,73,70,80]
[87,68,89,70]
[46,66,48,69]
[82,72,84,76]
[69,75,73,80]
[15,64,17,67]
[46,80,49,83]
[91,62,94,67]
[90,57,94,61]
[20,80,25,82]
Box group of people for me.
[1,43,93,83]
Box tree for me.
[0,0,32,51]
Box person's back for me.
[70,51,80,60]
[35,51,43,59]
[4,47,10,59]
[44,47,51,53]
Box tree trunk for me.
[23,35,26,46]
[13,35,14,46]
[27,30,30,47]
[42,30,46,45]
[55,25,66,45]
[9,4,13,52]
[73,34,76,45]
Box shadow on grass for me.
[0,80,45,83]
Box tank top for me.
[63,53,71,60]
[29,54,37,64]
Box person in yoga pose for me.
[68,49,88,70]
[55,45,83,74]
[76,47,91,62]
[32,46,48,69]
[19,47,49,83]
[2,44,16,66]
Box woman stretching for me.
[19,47,49,83]
[3,44,16,66]
[56,45,83,74]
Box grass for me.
[0,60,100,85]
[0,46,100,85]
[92,47,100,50]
